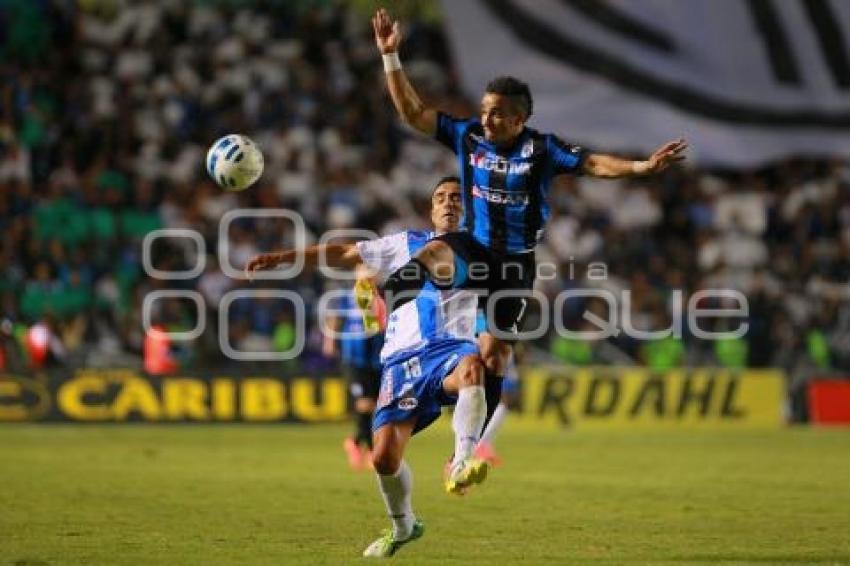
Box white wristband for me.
[632,161,648,174]
[382,52,402,73]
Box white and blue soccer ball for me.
[206,134,264,191]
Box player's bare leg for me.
[363,418,424,558]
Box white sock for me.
[452,385,486,466]
[376,460,415,540]
[480,401,509,446]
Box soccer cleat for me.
[354,278,385,333]
[362,520,425,558]
[442,458,467,496]
[473,440,503,467]
[445,458,489,495]
[343,437,363,470]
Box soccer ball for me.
[206,134,264,191]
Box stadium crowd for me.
[1,1,849,392]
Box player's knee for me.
[482,352,502,376]
[480,338,509,375]
[371,447,401,475]
[458,355,485,388]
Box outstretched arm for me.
[244,243,363,279]
[372,8,437,136]
[582,138,687,178]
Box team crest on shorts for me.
[396,383,418,411]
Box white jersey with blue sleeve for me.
[355,230,478,364]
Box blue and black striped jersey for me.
[436,112,586,254]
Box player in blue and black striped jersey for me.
[372,8,687,428]
[325,288,384,471]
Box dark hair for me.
[485,76,533,120]
[432,175,460,196]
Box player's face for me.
[431,182,462,233]
[480,93,525,144]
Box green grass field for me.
[2,423,849,565]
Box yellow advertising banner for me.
[514,367,785,429]
[0,369,349,423]
[1,367,786,427]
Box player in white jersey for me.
[246,178,490,558]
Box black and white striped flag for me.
[441,0,850,166]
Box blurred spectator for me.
[0,1,846,383]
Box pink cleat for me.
[343,437,364,470]
[473,441,503,467]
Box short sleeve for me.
[355,233,410,279]
[547,134,588,176]
[435,112,472,154]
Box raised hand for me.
[244,253,279,281]
[646,138,688,173]
[372,8,401,54]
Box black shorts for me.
[343,364,381,400]
[434,231,535,337]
